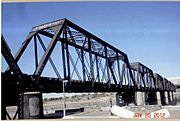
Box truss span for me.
[1,18,176,107]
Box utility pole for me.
[63,80,68,118]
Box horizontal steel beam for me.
[39,30,125,61]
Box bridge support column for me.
[160,91,166,105]
[19,92,43,119]
[116,92,124,107]
[135,91,145,106]
[167,92,170,104]
[168,91,172,103]
[1,105,6,120]
[145,92,157,105]
[170,92,173,102]
[168,91,174,104]
[171,91,176,105]
[164,91,169,105]
[172,91,175,101]
[116,91,135,106]
[156,91,161,105]
[171,92,174,100]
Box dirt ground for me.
[5,92,180,120]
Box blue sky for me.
[2,2,180,78]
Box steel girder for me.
[163,78,176,91]
[1,18,177,120]
[154,73,176,92]
[128,62,176,92]
[129,62,156,90]
[4,18,135,91]
[153,73,164,91]
[1,35,23,80]
[2,18,176,93]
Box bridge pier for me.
[165,91,170,104]
[19,92,43,119]
[168,91,175,104]
[116,92,124,107]
[160,91,166,105]
[135,91,145,106]
[172,91,175,101]
[134,91,169,106]
[171,91,176,105]
[171,91,174,100]
[160,91,169,105]
[116,91,135,106]
[160,91,176,105]
[168,91,172,103]
[156,91,162,105]
[145,91,157,105]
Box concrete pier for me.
[19,92,43,119]
[135,91,145,106]
[160,91,166,105]
[164,91,169,105]
[169,92,173,102]
[116,90,174,107]
[116,93,124,107]
[156,91,161,105]
[171,91,175,103]
[171,91,174,100]
[146,92,157,105]
[116,91,135,107]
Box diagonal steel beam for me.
[36,34,61,79]
[108,60,118,86]
[66,19,127,57]
[33,20,66,83]
[1,35,23,80]
[6,32,36,71]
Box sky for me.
[2,1,180,80]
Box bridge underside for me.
[1,72,144,107]
[2,72,175,107]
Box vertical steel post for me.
[116,53,121,87]
[34,35,38,69]
[95,55,100,83]
[64,28,71,86]
[105,47,110,87]
[81,49,86,81]
[137,66,140,88]
[62,32,67,79]
[120,64,125,86]
[88,37,94,84]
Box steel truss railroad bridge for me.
[1,18,176,119]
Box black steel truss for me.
[1,34,23,81]
[1,18,176,108]
[128,62,176,91]
[4,18,135,89]
[129,62,156,90]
